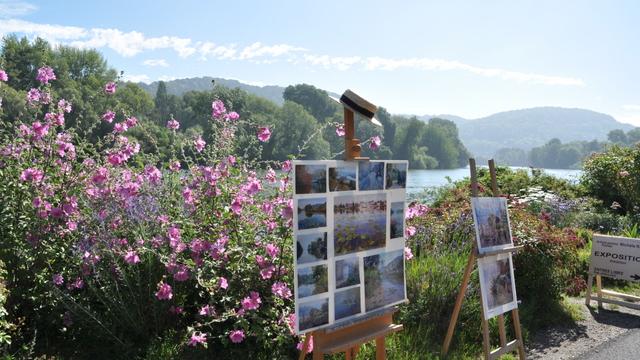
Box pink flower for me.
[36,66,56,84]
[297,335,314,353]
[169,161,181,172]
[58,99,72,113]
[144,165,162,184]
[173,266,189,282]
[194,136,206,153]
[125,116,138,128]
[336,124,345,137]
[124,249,140,264]
[405,225,416,237]
[0,69,7,82]
[169,305,183,314]
[271,281,292,299]
[281,199,293,219]
[113,122,128,133]
[260,265,275,280]
[155,281,173,300]
[167,119,180,130]
[229,330,245,344]
[281,160,292,172]
[218,277,228,289]
[211,100,226,119]
[406,204,429,219]
[257,127,271,142]
[102,111,115,123]
[199,305,215,317]
[20,168,44,183]
[265,168,277,183]
[369,135,381,150]
[226,111,240,121]
[404,247,414,260]
[266,243,279,258]
[188,331,208,347]
[104,81,117,94]
[27,88,41,104]
[32,121,49,139]
[231,197,243,215]
[241,291,261,311]
[52,273,64,286]
[619,170,630,178]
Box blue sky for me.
[1,0,639,124]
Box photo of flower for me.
[296,164,327,194]
[386,163,407,189]
[335,287,361,320]
[329,164,357,191]
[297,264,328,298]
[296,232,327,264]
[334,194,387,255]
[358,161,384,191]
[364,249,405,311]
[471,197,513,252]
[335,257,360,289]
[297,198,327,230]
[298,297,329,331]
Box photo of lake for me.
[358,161,384,191]
[329,164,357,191]
[472,197,512,250]
[335,257,360,289]
[297,198,327,230]
[390,202,404,239]
[298,297,329,331]
[386,163,407,189]
[296,164,327,194]
[297,232,327,264]
[364,250,405,311]
[334,193,387,255]
[297,264,328,298]
[335,287,361,320]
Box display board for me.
[293,160,408,334]
[589,234,640,282]
[478,253,518,319]
[471,197,514,254]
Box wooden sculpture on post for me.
[334,89,383,161]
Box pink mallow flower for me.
[257,127,271,142]
[266,243,279,258]
[20,168,44,183]
[155,281,173,300]
[124,249,140,264]
[297,335,314,354]
[113,122,128,133]
[229,330,245,344]
[104,81,117,94]
[52,273,64,286]
[369,135,381,150]
[0,69,7,81]
[241,291,261,311]
[194,136,206,153]
[188,331,207,347]
[167,119,180,130]
[405,225,416,237]
[211,100,226,119]
[102,111,115,123]
[218,277,228,289]
[36,66,56,84]
[271,281,292,299]
[404,247,414,260]
[336,124,345,137]
[169,161,181,172]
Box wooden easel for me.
[441,159,526,360]
[298,104,403,360]
[586,274,640,310]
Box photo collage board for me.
[293,160,408,334]
[471,197,519,319]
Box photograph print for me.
[358,161,385,191]
[295,164,327,194]
[298,297,329,332]
[390,202,405,239]
[334,193,387,255]
[335,257,360,289]
[335,287,362,321]
[297,264,328,298]
[386,162,407,189]
[297,197,327,230]
[478,253,518,319]
[329,164,357,192]
[471,197,513,252]
[296,232,327,265]
[364,249,406,311]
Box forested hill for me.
[138,77,286,105]
[420,107,634,157]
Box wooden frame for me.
[441,159,526,359]
[585,273,640,310]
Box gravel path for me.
[526,297,640,359]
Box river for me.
[407,167,582,195]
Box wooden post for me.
[376,337,386,360]
[585,273,594,306]
[596,275,603,308]
[344,108,363,160]
[488,160,507,348]
[512,309,526,359]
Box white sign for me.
[589,234,640,282]
[292,160,408,334]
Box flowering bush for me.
[0,67,299,358]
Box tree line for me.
[0,36,469,169]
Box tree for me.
[627,128,640,144]
[270,101,330,161]
[608,129,628,144]
[155,81,171,123]
[283,84,337,122]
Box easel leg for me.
[312,350,322,360]
[479,303,491,359]
[585,273,593,306]
[596,275,603,308]
[512,309,526,360]
[442,252,477,355]
[497,314,507,347]
[376,336,386,360]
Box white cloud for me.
[623,104,640,111]
[0,1,37,17]
[123,73,151,83]
[0,18,586,87]
[616,114,640,127]
[158,75,177,82]
[143,58,169,67]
